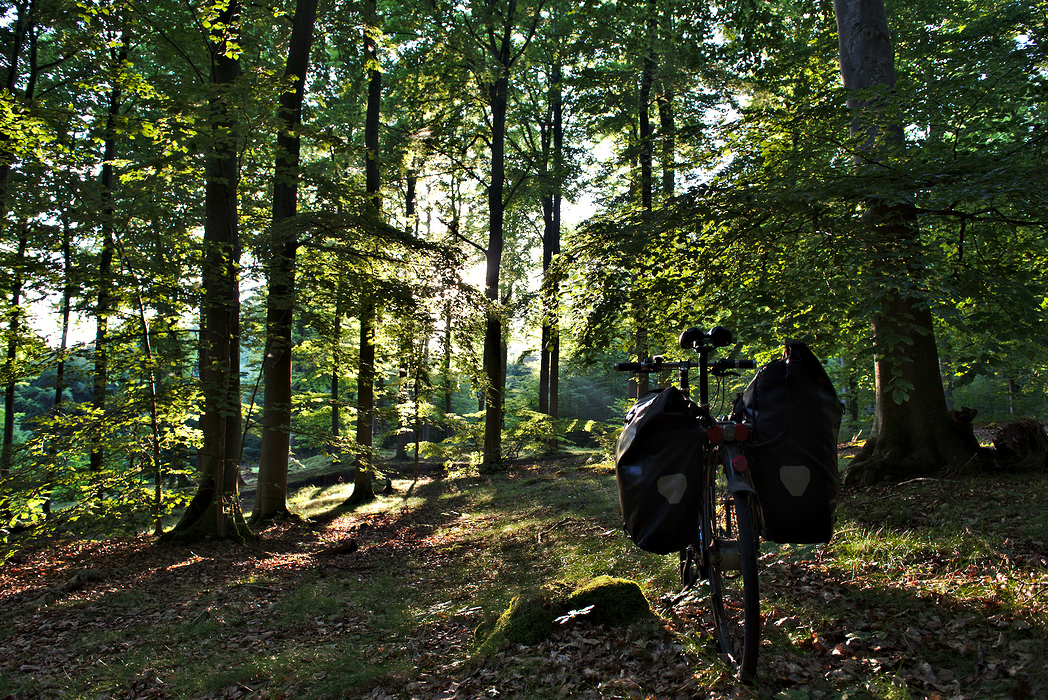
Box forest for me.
[1,0,1047,696]
[1,0,1044,546]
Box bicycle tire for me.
[703,458,761,681]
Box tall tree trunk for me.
[548,64,562,447]
[331,285,344,447]
[2,14,37,479]
[395,164,421,462]
[538,145,552,415]
[352,295,376,502]
[89,35,128,479]
[161,0,253,542]
[252,0,319,523]
[834,0,971,484]
[442,298,453,435]
[658,87,674,199]
[2,230,28,479]
[538,62,563,450]
[628,13,657,401]
[0,0,34,223]
[43,215,74,513]
[657,1,675,200]
[481,40,510,471]
[348,0,382,504]
[639,4,655,214]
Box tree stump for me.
[948,407,995,474]
[993,419,1048,471]
[949,407,982,454]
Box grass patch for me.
[3,455,1047,699]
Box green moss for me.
[474,589,563,658]
[473,577,653,660]
[564,575,652,627]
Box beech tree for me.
[252,0,320,523]
[348,0,382,504]
[479,1,540,469]
[162,0,253,542]
[832,0,971,482]
[0,0,33,479]
[536,59,563,432]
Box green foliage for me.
[502,409,554,461]
[418,410,485,470]
[1,0,1044,550]
[1,460,194,564]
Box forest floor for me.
[2,451,1047,700]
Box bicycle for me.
[615,326,762,681]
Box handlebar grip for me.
[711,358,758,376]
[614,362,644,371]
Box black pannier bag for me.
[615,386,704,554]
[734,341,843,544]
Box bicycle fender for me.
[721,444,756,495]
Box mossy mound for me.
[564,575,652,627]
[474,589,563,657]
[473,577,652,659]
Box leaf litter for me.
[0,459,1046,699]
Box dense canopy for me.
[0,0,1045,540]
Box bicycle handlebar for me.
[614,358,757,374]
[716,359,758,373]
[614,327,756,406]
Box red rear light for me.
[735,423,750,442]
[707,425,723,443]
[731,454,748,473]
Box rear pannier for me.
[734,342,843,544]
[615,387,703,554]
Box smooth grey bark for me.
[538,62,562,449]
[628,3,658,401]
[253,0,319,523]
[478,0,539,469]
[2,13,36,478]
[834,0,972,484]
[348,0,382,504]
[161,0,253,542]
[481,58,509,470]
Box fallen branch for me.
[28,569,110,611]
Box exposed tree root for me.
[158,499,257,545]
[26,569,110,612]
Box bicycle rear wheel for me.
[702,460,761,681]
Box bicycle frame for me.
[615,326,762,681]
